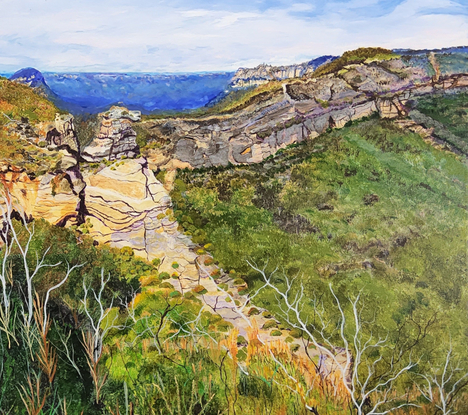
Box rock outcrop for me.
[83,157,219,291]
[82,106,141,162]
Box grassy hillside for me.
[0,76,61,126]
[171,111,468,386]
[0,77,66,173]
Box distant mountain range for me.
[8,69,235,115]
[6,54,338,115]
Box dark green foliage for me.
[416,92,468,146]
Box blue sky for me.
[0,0,466,73]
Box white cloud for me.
[0,0,466,72]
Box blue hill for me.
[10,67,47,88]
[42,72,234,114]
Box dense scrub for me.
[416,92,468,144]
[312,47,397,78]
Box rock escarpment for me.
[142,55,468,170]
[83,158,205,288]
[231,55,338,88]
[82,107,141,162]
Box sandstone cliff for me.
[0,112,85,226]
[140,53,468,171]
[230,55,338,88]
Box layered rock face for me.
[143,56,468,170]
[82,107,141,162]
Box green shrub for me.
[263,320,277,330]
[120,246,134,256]
[271,330,282,337]
[183,291,197,300]
[160,282,174,289]
[192,285,208,295]
[290,328,302,339]
[159,272,170,280]
[169,290,182,298]
[248,307,260,316]
[285,336,294,343]
[290,344,300,353]
[237,335,247,345]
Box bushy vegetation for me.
[0,215,359,415]
[0,77,67,174]
[313,47,397,77]
[416,92,468,144]
[0,78,61,127]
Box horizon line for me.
[1,45,467,76]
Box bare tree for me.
[81,268,122,403]
[418,344,468,415]
[247,261,419,415]
[0,193,83,412]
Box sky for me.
[0,0,467,73]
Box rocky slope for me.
[140,51,468,171]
